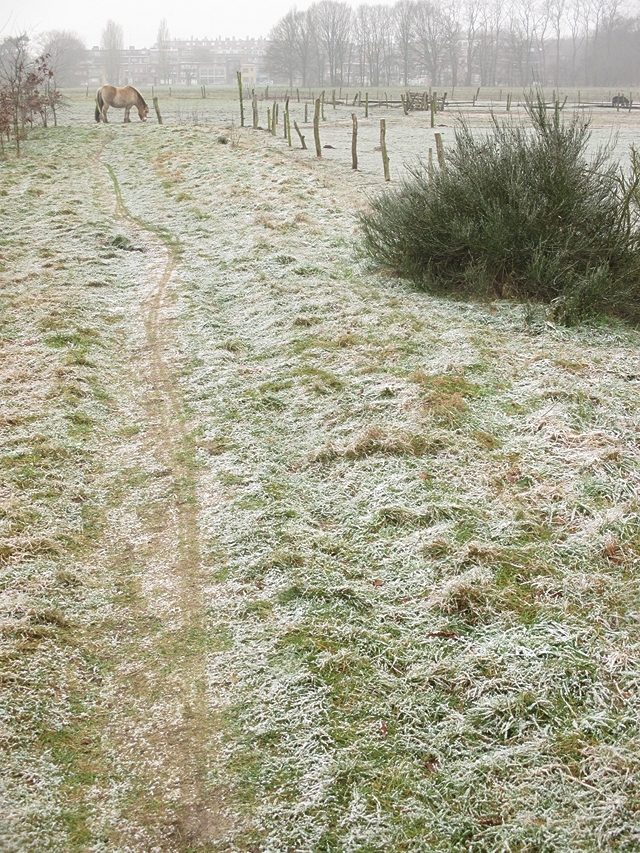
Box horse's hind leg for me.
[124,105,131,123]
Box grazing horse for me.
[95,85,149,123]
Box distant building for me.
[84,38,267,86]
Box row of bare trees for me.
[267,0,640,89]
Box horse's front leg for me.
[102,106,109,123]
[124,105,131,123]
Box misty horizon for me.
[4,0,375,51]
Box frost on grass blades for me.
[2,95,640,852]
[359,96,640,325]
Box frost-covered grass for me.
[103,122,640,850]
[2,114,640,852]
[0,127,146,849]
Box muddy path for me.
[88,138,231,850]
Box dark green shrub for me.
[359,98,640,324]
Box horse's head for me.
[138,102,149,121]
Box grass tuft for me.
[310,425,442,463]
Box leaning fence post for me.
[153,96,163,125]
[351,112,358,170]
[313,98,322,157]
[380,119,390,181]
[293,120,307,149]
[434,132,446,172]
[237,71,245,127]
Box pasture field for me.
[1,92,640,852]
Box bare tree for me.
[356,5,389,86]
[393,1,416,86]
[311,1,353,86]
[0,35,57,155]
[266,8,318,86]
[567,0,585,83]
[267,10,301,86]
[156,19,173,84]
[441,0,462,86]
[101,20,123,85]
[0,35,31,154]
[39,31,86,87]
[416,1,445,85]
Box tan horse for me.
[95,85,149,123]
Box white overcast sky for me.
[3,0,378,48]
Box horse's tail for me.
[95,90,103,123]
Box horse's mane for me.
[137,91,148,109]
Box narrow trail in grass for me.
[93,139,230,850]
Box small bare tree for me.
[101,20,124,84]
[0,35,58,155]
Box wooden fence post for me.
[380,119,390,181]
[285,98,292,146]
[313,98,322,157]
[365,92,369,118]
[321,90,326,120]
[434,132,446,172]
[153,96,163,125]
[305,102,308,123]
[293,120,307,149]
[237,72,245,127]
[430,94,436,127]
[253,94,258,128]
[351,112,358,170]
